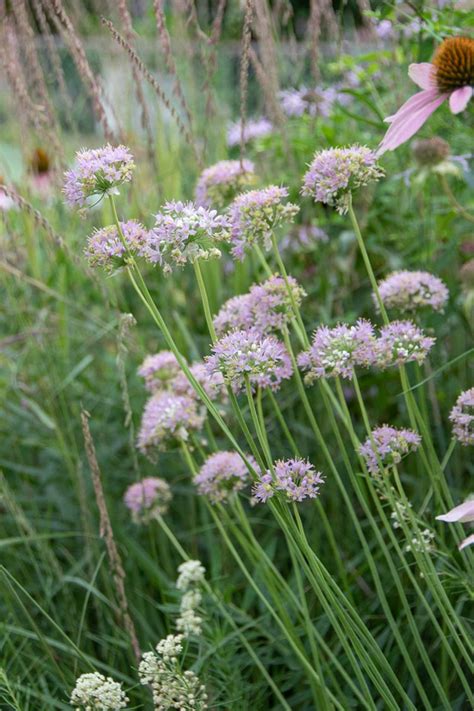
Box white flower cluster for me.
[138,635,208,711]
[176,560,206,592]
[390,500,413,530]
[405,528,435,554]
[70,672,129,710]
[176,561,205,637]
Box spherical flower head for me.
[139,201,230,272]
[280,224,329,253]
[63,144,135,209]
[85,220,148,270]
[156,634,184,661]
[137,393,205,456]
[176,560,206,591]
[123,477,172,523]
[279,86,335,118]
[213,293,254,336]
[376,270,449,313]
[412,137,451,167]
[249,275,306,334]
[206,329,293,393]
[253,458,325,503]
[449,387,474,446]
[70,672,128,710]
[194,451,256,504]
[298,319,377,382]
[301,146,384,215]
[195,159,255,208]
[376,320,435,367]
[171,362,227,402]
[359,425,421,475]
[227,117,273,147]
[228,186,299,260]
[138,351,182,393]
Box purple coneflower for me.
[436,499,474,551]
[137,393,205,455]
[253,458,325,503]
[194,451,255,504]
[301,146,384,214]
[85,220,148,269]
[139,201,230,272]
[195,159,255,208]
[376,320,435,367]
[63,144,135,208]
[298,320,377,382]
[378,37,474,155]
[359,425,421,474]
[376,270,449,313]
[228,186,299,260]
[449,387,474,446]
[206,329,293,393]
[124,477,172,523]
[138,351,182,393]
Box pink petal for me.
[459,533,474,551]
[436,500,474,523]
[408,63,436,90]
[378,90,447,155]
[449,86,473,114]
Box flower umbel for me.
[359,426,421,475]
[376,321,435,367]
[124,477,172,523]
[253,459,325,503]
[194,451,254,504]
[138,351,182,393]
[70,672,128,710]
[449,387,474,446]
[85,220,148,270]
[137,393,205,455]
[376,271,449,313]
[176,560,206,591]
[64,144,135,208]
[195,159,255,208]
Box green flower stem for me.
[266,389,299,456]
[441,438,456,471]
[254,245,274,277]
[193,259,217,343]
[245,378,273,471]
[271,233,309,348]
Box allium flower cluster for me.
[359,426,422,475]
[138,351,182,393]
[228,186,299,260]
[195,159,255,208]
[298,320,377,382]
[302,146,384,214]
[70,672,128,710]
[206,329,293,393]
[449,387,474,446]
[253,459,325,503]
[85,220,148,270]
[137,393,205,456]
[213,294,253,336]
[176,560,206,591]
[194,451,255,504]
[64,145,135,208]
[227,118,273,147]
[280,224,329,253]
[376,321,435,367]
[140,201,230,272]
[123,477,172,523]
[376,271,449,313]
[170,362,227,402]
[139,636,208,711]
[279,86,336,118]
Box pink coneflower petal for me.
[384,88,441,124]
[459,533,474,551]
[408,62,436,90]
[436,500,474,523]
[378,90,447,154]
[449,86,473,114]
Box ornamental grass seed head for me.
[301,145,384,214]
[85,220,148,270]
[194,451,255,504]
[449,387,474,446]
[137,393,205,456]
[359,425,422,475]
[376,270,449,313]
[206,329,293,393]
[64,144,135,209]
[195,159,255,208]
[70,672,128,710]
[253,458,325,503]
[123,477,172,523]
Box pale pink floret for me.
[436,499,474,551]
[378,62,471,155]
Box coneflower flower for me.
[195,159,255,208]
[123,477,172,523]
[253,458,325,503]
[378,37,474,154]
[375,270,449,313]
[194,451,255,504]
[63,144,135,208]
[85,220,148,270]
[70,672,129,710]
[137,351,182,393]
[436,498,474,551]
[449,387,474,446]
[137,393,205,455]
[359,426,421,474]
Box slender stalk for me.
[193,259,217,343]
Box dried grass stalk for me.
[239,0,254,167]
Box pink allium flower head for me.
[138,351,182,393]
[376,270,449,313]
[253,458,325,503]
[359,426,422,474]
[85,220,148,270]
[280,224,329,253]
[228,186,299,260]
[279,86,336,118]
[374,19,394,42]
[249,275,306,335]
[213,294,254,337]
[378,37,474,155]
[449,387,474,446]
[376,320,435,367]
[195,159,255,208]
[194,451,256,504]
[171,362,227,402]
[124,477,172,523]
[301,146,384,214]
[138,201,230,273]
[63,144,135,208]
[298,319,377,382]
[436,498,474,551]
[206,329,293,393]
[137,393,205,455]
[227,118,273,147]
